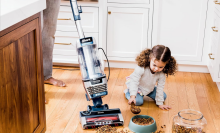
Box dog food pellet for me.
[132,117,154,125]
[172,124,206,133]
[95,125,129,133]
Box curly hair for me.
[136,45,177,76]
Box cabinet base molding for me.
[104,61,209,73]
[216,82,220,92]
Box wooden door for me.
[107,7,149,61]
[0,13,45,133]
[152,0,209,62]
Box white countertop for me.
[0,0,46,31]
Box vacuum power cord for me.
[98,48,110,82]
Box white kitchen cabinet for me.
[106,7,150,61]
[57,6,98,32]
[107,0,149,4]
[53,31,99,64]
[153,0,208,62]
[214,0,220,12]
[207,10,220,82]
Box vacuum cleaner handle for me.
[69,0,85,38]
[69,0,82,21]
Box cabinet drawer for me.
[57,6,98,32]
[108,0,149,4]
[53,54,78,64]
[53,31,99,56]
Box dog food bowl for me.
[128,115,157,133]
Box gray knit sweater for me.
[127,66,166,105]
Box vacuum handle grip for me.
[69,0,82,21]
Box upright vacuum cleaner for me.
[69,0,124,129]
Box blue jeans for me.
[125,87,167,106]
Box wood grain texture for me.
[45,68,220,133]
[0,13,45,133]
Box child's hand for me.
[128,95,136,105]
[158,105,171,110]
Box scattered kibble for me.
[173,124,206,133]
[156,130,165,133]
[95,125,130,133]
[132,117,154,125]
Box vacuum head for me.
[80,108,124,129]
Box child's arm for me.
[128,66,144,105]
[129,66,144,97]
[156,73,171,110]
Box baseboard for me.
[177,64,209,73]
[216,82,220,92]
[53,62,79,67]
[104,61,209,73]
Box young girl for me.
[125,45,177,110]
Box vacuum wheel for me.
[104,104,109,110]
[87,105,92,112]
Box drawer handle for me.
[208,53,215,60]
[108,11,111,15]
[214,0,220,4]
[212,26,218,32]
[57,18,71,20]
[55,43,72,45]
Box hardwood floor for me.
[45,67,220,133]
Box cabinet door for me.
[107,0,149,4]
[107,7,149,61]
[214,0,220,12]
[57,6,98,32]
[153,0,208,62]
[53,31,99,64]
[0,14,45,133]
[207,11,220,82]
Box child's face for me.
[150,58,166,73]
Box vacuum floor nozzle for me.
[80,108,124,129]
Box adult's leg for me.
[42,0,66,87]
[125,91,144,106]
[147,87,167,101]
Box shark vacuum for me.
[69,0,124,129]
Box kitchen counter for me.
[0,0,46,31]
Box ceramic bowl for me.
[128,115,157,133]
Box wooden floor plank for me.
[46,70,80,133]
[191,73,216,132]
[183,72,200,111]
[102,68,120,105]
[166,75,179,133]
[45,70,79,120]
[44,68,220,133]
[200,73,220,132]
[175,72,189,110]
[115,68,129,86]
[49,73,83,133]
[154,79,169,133]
